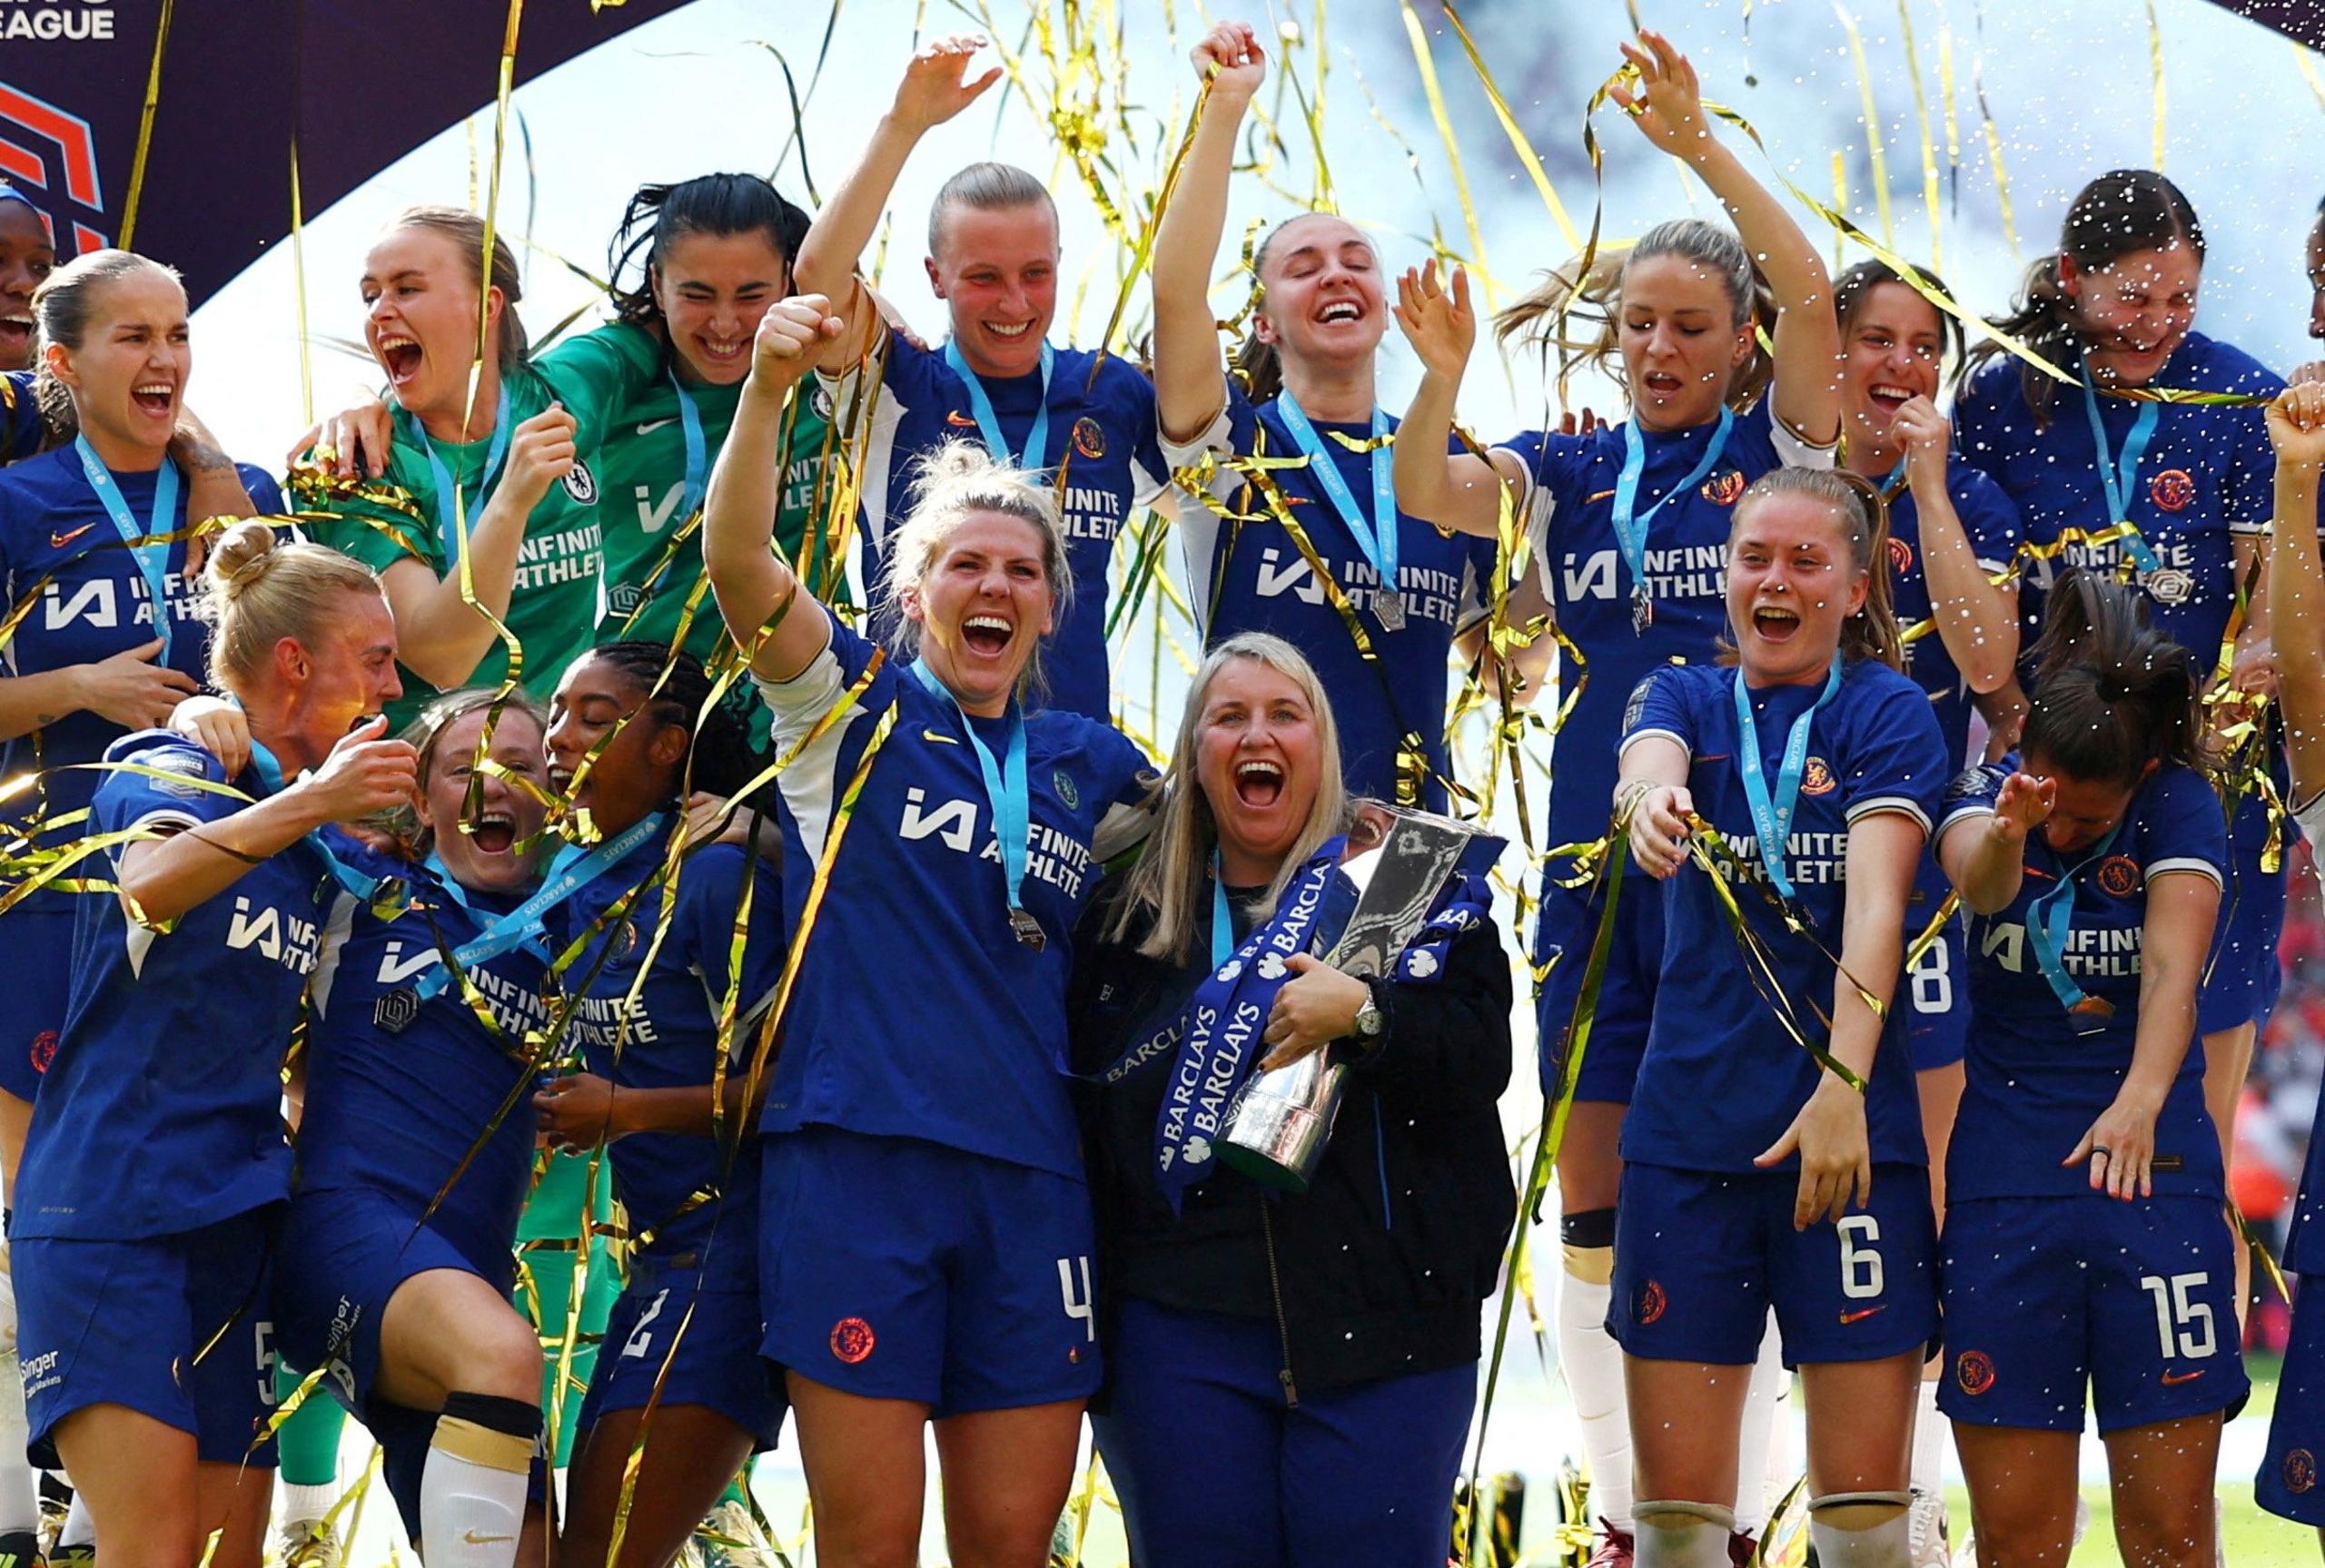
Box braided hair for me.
[588,640,757,802]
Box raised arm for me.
[1392,262,1527,538]
[1938,770,2050,915]
[115,719,417,927]
[1152,23,1266,443]
[1612,31,1841,446]
[378,405,574,690]
[705,297,845,683]
[1893,398,2016,691]
[790,35,1002,368]
[2268,381,2325,802]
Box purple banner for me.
[0,0,698,306]
[2204,0,2325,48]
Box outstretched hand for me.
[1191,20,1267,100]
[891,34,1003,133]
[1608,31,1712,162]
[1394,261,1476,383]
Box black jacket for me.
[1069,873,1517,1398]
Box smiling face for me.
[546,655,688,836]
[904,508,1058,717]
[653,228,792,386]
[275,588,402,765]
[1618,251,1755,432]
[1194,657,1326,885]
[1840,281,1944,458]
[2023,754,2146,854]
[0,202,54,371]
[1726,492,1865,687]
[2064,242,2201,389]
[926,202,1058,380]
[361,224,500,419]
[47,266,191,463]
[1252,213,1386,375]
[419,706,550,894]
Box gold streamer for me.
[1895,0,1944,272]
[1834,4,1895,251]
[115,0,174,250]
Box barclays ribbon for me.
[74,436,182,660]
[2080,377,2164,575]
[410,810,667,1003]
[1732,660,1845,904]
[909,659,1043,946]
[1275,394,1403,629]
[2024,819,2125,1031]
[944,339,1054,472]
[402,383,514,561]
[1613,409,1734,633]
[248,739,405,908]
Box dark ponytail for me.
[608,173,812,339]
[2022,567,2201,787]
[589,640,757,802]
[1959,170,2203,428]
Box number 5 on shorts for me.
[1838,1215,1884,1300]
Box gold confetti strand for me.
[1398,4,1495,310]
[1270,10,1336,212]
[114,0,174,248]
[1937,18,1963,216]
[1438,1,1581,251]
[2143,0,2167,169]
[1895,0,1943,273]
[1969,0,2019,260]
[289,133,314,427]
[1830,149,1848,276]
[1834,3,1895,252]
[2293,42,2325,113]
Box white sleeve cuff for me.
[2147,857,2225,888]
[1845,794,1933,834]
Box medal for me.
[1376,588,1407,632]
[1611,409,1734,638]
[1275,393,1405,636]
[1011,907,1048,951]
[373,987,420,1036]
[1630,585,1654,636]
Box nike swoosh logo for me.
[1697,754,1730,764]
[634,418,678,436]
[945,410,978,428]
[2161,1368,2206,1386]
[49,524,94,548]
[1839,1306,1888,1325]
[922,727,959,745]
[462,1531,515,1544]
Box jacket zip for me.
[1258,1200,1299,1407]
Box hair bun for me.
[206,518,281,597]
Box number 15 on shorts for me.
[1057,1256,1094,1343]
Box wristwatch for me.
[1353,982,1386,1042]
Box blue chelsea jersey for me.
[1164,384,1497,810]
[1620,657,1948,1173]
[0,449,283,887]
[835,336,1168,723]
[13,732,337,1239]
[0,371,39,464]
[1885,462,2025,772]
[557,823,787,1262]
[296,862,554,1271]
[1500,399,1830,851]
[1954,331,2280,665]
[1937,758,2227,1203]
[753,606,1155,1177]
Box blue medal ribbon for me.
[248,738,403,906]
[1211,854,1236,971]
[410,810,667,1002]
[401,383,514,562]
[943,340,1053,472]
[1274,394,1403,627]
[74,435,182,659]
[668,370,708,522]
[2080,377,2164,574]
[2024,820,2125,1029]
[1613,409,1735,631]
[909,659,1042,945]
[1732,660,1846,903]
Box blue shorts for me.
[2197,843,2284,1035]
[759,1127,1102,1415]
[275,1186,541,1542]
[1609,1161,1936,1368]
[1536,871,1665,1104]
[1939,1195,2247,1435]
[2261,1273,2325,1524]
[17,1204,281,1466]
[579,1246,786,1452]
[1904,920,1968,1073]
[0,903,70,1102]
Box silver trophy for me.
[1216,807,1495,1192]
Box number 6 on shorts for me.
[1838,1214,1884,1299]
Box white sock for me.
[1909,1375,1945,1498]
[0,1352,33,1538]
[282,1480,338,1530]
[1558,1263,1633,1531]
[420,1423,529,1568]
[1733,1322,1786,1538]
[58,1493,91,1549]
